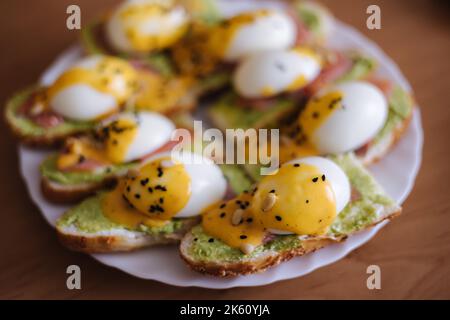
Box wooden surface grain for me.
[0,0,449,299]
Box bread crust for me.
[180,208,401,277]
[57,217,200,253]
[361,106,414,166]
[41,176,118,204]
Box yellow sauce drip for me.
[171,23,220,77]
[261,86,275,97]
[251,163,337,236]
[102,180,169,228]
[104,117,138,164]
[207,10,271,59]
[286,75,307,92]
[56,117,139,170]
[47,56,138,112]
[120,2,188,52]
[134,71,194,113]
[57,137,108,170]
[202,192,266,251]
[123,157,191,220]
[276,90,344,163]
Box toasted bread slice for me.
[56,195,200,253]
[41,153,252,204]
[180,153,401,276]
[4,87,94,148]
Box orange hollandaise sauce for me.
[278,91,344,163]
[57,117,138,170]
[122,157,191,220]
[120,2,188,52]
[102,180,170,228]
[207,10,270,59]
[47,57,138,106]
[202,163,337,253]
[202,192,266,252]
[171,23,221,77]
[134,71,194,113]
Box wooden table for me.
[0,0,449,299]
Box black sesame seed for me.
[312,112,319,119]
[220,212,226,218]
[240,235,247,240]
[322,174,326,181]
[240,204,246,210]
[194,238,198,242]
[219,203,226,209]
[246,218,253,223]
[269,189,276,193]
[208,238,214,243]
[275,215,282,221]
[126,186,131,192]
[294,163,300,167]
[78,155,86,164]
[148,187,153,193]
[134,194,140,199]
[312,177,319,182]
[159,197,164,204]
[140,178,149,186]
[306,200,309,204]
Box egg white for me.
[233,49,321,98]
[224,10,297,61]
[310,81,388,154]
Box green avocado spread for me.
[57,194,185,235]
[208,93,296,130]
[5,87,93,137]
[40,155,135,185]
[374,86,413,143]
[187,154,396,263]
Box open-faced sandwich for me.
[55,150,253,253]
[180,154,401,276]
[40,111,178,203]
[5,54,197,147]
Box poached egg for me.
[202,156,350,253]
[106,0,189,54]
[233,47,322,98]
[101,151,227,228]
[208,9,297,62]
[57,112,175,170]
[47,55,138,121]
[296,81,388,155]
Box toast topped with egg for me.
[56,151,252,253]
[5,55,197,148]
[180,153,401,276]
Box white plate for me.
[18,1,423,288]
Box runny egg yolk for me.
[202,192,266,253]
[56,117,138,170]
[207,10,270,59]
[133,71,194,113]
[278,91,344,163]
[102,180,170,228]
[202,163,337,253]
[120,3,188,52]
[122,157,191,220]
[47,57,138,112]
